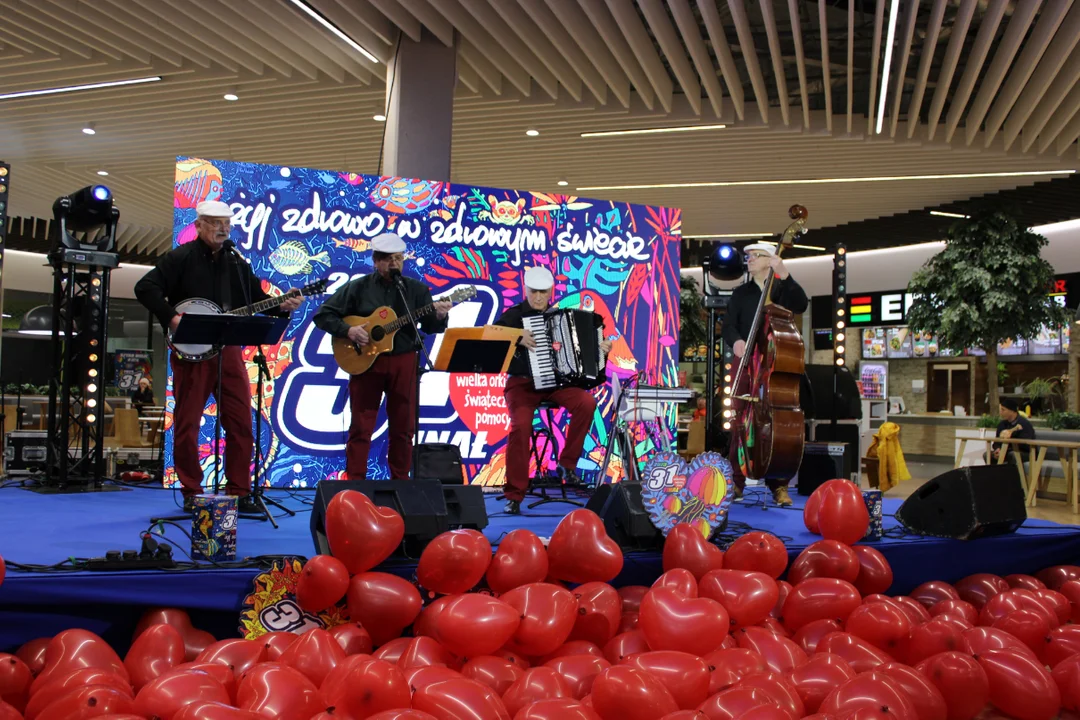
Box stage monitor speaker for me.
[311,479,471,557]
[796,442,849,496]
[587,481,663,550]
[443,484,488,531]
[896,465,1027,540]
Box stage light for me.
[723,410,733,418]
[837,309,845,316]
[837,321,845,329]
[86,414,96,424]
[580,124,727,138]
[88,369,98,377]
[286,0,379,63]
[86,398,97,408]
[836,357,845,366]
[18,306,55,336]
[723,422,731,430]
[837,247,846,255]
[87,383,97,393]
[82,123,96,135]
[526,129,540,137]
[724,374,731,382]
[373,114,386,122]
[53,184,117,245]
[836,333,845,342]
[833,243,848,368]
[0,76,162,101]
[837,345,845,354]
[557,179,568,186]
[704,243,745,283]
[723,397,732,406]
[89,353,98,362]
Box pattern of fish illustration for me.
[333,238,371,253]
[370,177,443,214]
[269,240,330,275]
[174,158,223,209]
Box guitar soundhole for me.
[370,326,386,342]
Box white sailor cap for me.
[524,266,555,291]
[372,232,407,254]
[743,242,778,257]
[196,200,232,218]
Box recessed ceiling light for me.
[223,92,239,102]
[0,76,162,102]
[557,179,568,186]
[82,123,96,135]
[929,210,969,219]
[876,0,902,134]
[97,170,109,176]
[581,124,727,138]
[525,129,540,137]
[577,169,1076,191]
[286,0,379,64]
[373,114,386,122]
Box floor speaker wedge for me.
[896,465,1026,540]
[595,481,662,550]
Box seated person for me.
[131,377,155,415]
[987,397,1036,465]
[691,396,708,422]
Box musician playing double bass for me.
[494,266,612,515]
[721,242,808,506]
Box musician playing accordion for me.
[494,267,612,515]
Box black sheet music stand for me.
[433,326,522,373]
[151,314,288,525]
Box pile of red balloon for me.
[4,483,1080,720]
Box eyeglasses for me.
[376,253,406,263]
[199,218,231,229]
[745,252,771,260]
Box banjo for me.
[168,278,327,361]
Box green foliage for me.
[1047,411,1080,431]
[977,414,1001,428]
[679,275,708,352]
[906,208,1070,354]
[1025,377,1059,400]
[997,362,1009,387]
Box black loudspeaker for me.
[896,465,1027,540]
[415,443,465,485]
[310,480,488,557]
[588,481,662,550]
[796,442,849,496]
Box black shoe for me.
[237,495,261,514]
[504,499,521,515]
[557,466,582,485]
[182,497,196,513]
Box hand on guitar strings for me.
[280,291,304,312]
[347,324,370,346]
[433,300,452,319]
[169,314,182,332]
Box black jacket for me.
[994,414,1036,455]
[493,300,546,378]
[721,275,809,348]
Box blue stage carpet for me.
[2,481,1079,652]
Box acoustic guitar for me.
[332,285,477,375]
[168,278,328,361]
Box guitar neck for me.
[228,288,299,317]
[385,301,437,332]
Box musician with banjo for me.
[312,232,452,481]
[134,200,304,513]
[494,266,612,515]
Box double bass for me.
[729,205,808,482]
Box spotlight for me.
[87,383,97,393]
[723,422,731,430]
[704,244,745,282]
[836,357,845,366]
[18,306,55,336]
[525,129,540,137]
[836,333,845,342]
[54,185,114,232]
[86,414,96,424]
[52,184,120,260]
[837,321,845,329]
[87,398,97,408]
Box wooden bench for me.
[953,435,1080,514]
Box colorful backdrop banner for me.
[167,157,682,490]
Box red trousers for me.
[347,351,418,480]
[503,376,596,502]
[171,347,253,498]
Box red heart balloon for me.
[911,582,961,609]
[698,685,781,720]
[329,622,373,656]
[501,583,578,657]
[134,669,231,720]
[662,523,724,580]
[735,627,808,675]
[788,541,859,586]
[412,677,510,719]
[35,685,136,720]
[602,631,649,665]
[15,639,50,677]
[1044,625,1080,668]
[618,612,639,633]
[819,674,918,720]
[433,592,521,657]
[461,656,523,695]
[1051,652,1080,712]
[977,649,1061,720]
[734,706,794,720]
[515,698,601,720]
[416,529,492,595]
[32,630,128,693]
[502,667,572,716]
[868,664,947,720]
[1033,588,1070,625]
[915,652,988,720]
[398,636,458,670]
[804,480,854,534]
[591,666,678,720]
[277,628,344,686]
[134,609,215,663]
[568,583,622,647]
[993,610,1052,661]
[700,569,779,630]
[618,586,648,614]
[413,596,451,639]
[258,632,298,661]
[194,639,268,679]
[954,573,1009,609]
[724,532,788,579]
[928,599,978,625]
[652,569,698,599]
[172,702,264,720]
[295,555,350,613]
[547,509,623,584]
[0,702,13,720]
[781,579,862,632]
[403,664,461,694]
[1006,574,1046,591]
[319,655,376,703]
[1060,580,1080,623]
[170,663,236,703]
[844,602,912,660]
[788,653,855,713]
[639,588,729,656]
[325,489,405,575]
[622,651,709,710]
[487,529,549,595]
[703,648,767,695]
[542,654,609,699]
[851,546,893,596]
[235,664,323,720]
[907,617,965,665]
[24,667,133,720]
[816,482,870,545]
[961,626,1038,662]
[0,654,31,712]
[738,671,805,719]
[538,640,604,664]
[980,589,1058,628]
[792,619,843,655]
[374,637,412,665]
[815,632,891,673]
[124,624,186,692]
[346,572,423,647]
[366,711,440,720]
[757,617,791,638]
[1036,565,1080,591]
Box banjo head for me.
[169,298,222,360]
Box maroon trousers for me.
[171,347,253,498]
[503,376,596,502]
[347,351,418,480]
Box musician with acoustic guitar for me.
[134,200,304,513]
[312,232,451,481]
[494,266,612,515]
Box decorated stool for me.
[528,400,585,509]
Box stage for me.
[2,480,1080,653]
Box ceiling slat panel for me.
[941,0,1009,142]
[696,0,745,120]
[543,0,631,108]
[480,0,584,102]
[604,0,675,112]
[638,0,704,116]
[925,0,977,140]
[578,0,656,110]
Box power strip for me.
[87,547,176,571]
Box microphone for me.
[389,268,404,285]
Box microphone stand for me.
[392,272,438,480]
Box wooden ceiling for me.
[1,0,1078,262]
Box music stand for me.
[433,326,522,373]
[152,314,288,524]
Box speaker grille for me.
[896,465,1026,540]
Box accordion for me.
[523,309,607,391]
